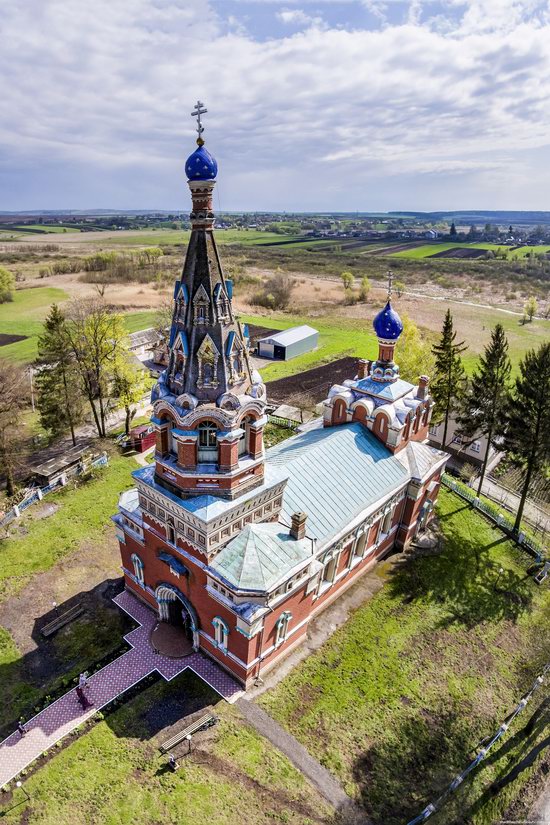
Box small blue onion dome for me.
[373,301,403,340]
[185,144,218,180]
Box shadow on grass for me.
[350,703,473,825]
[0,577,133,739]
[386,529,533,630]
[464,697,550,819]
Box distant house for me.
[427,417,500,474]
[257,325,319,361]
[425,229,439,239]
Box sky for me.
[1,0,550,212]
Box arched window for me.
[238,415,254,457]
[198,420,218,463]
[131,553,144,585]
[275,612,292,646]
[166,517,176,544]
[212,616,229,652]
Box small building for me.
[428,417,501,474]
[127,425,156,453]
[257,325,318,361]
[29,444,98,488]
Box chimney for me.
[357,359,372,380]
[417,375,430,400]
[290,512,307,540]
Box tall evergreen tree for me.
[449,221,457,237]
[35,304,84,445]
[502,342,550,533]
[457,324,511,496]
[430,309,467,448]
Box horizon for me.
[2,1,550,212]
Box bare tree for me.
[0,359,28,496]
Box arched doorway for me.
[155,583,200,652]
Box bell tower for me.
[151,102,267,500]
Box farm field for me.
[10,225,81,234]
[259,488,550,824]
[0,672,330,825]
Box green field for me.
[260,488,550,824]
[240,312,379,381]
[0,287,70,362]
[0,290,160,363]
[88,229,303,247]
[11,225,81,234]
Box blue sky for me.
[1,0,550,212]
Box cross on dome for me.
[191,100,208,144]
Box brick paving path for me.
[0,590,242,787]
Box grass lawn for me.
[0,672,331,825]
[259,489,550,824]
[0,452,135,604]
[240,312,379,382]
[0,287,69,362]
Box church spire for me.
[150,105,267,501]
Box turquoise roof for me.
[210,523,312,591]
[266,423,408,546]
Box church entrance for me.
[153,584,199,658]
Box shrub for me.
[0,265,15,302]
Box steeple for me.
[150,104,267,500]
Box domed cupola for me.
[185,144,218,181]
[373,301,403,341]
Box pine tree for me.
[430,309,467,448]
[35,304,84,444]
[449,221,457,237]
[457,324,511,496]
[502,342,550,533]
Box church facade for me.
[113,120,448,689]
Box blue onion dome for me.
[373,301,403,340]
[185,143,218,180]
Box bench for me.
[41,604,84,638]
[159,712,218,754]
[534,562,550,585]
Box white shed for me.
[257,325,319,360]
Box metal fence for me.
[267,415,299,429]
[441,474,547,561]
[0,453,108,529]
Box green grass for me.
[0,453,135,603]
[259,488,550,824]
[11,225,81,234]
[240,312,379,381]
[0,673,330,824]
[0,287,69,362]
[87,229,301,247]
[123,310,159,334]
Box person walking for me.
[17,719,27,737]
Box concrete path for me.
[478,477,550,535]
[237,698,364,820]
[0,590,241,787]
[528,774,550,823]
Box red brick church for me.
[114,112,448,689]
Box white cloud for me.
[1,0,550,210]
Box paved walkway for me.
[237,699,364,820]
[0,590,242,787]
[479,477,550,534]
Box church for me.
[113,110,449,689]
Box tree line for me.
[0,299,147,497]
[430,309,550,533]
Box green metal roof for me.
[266,422,408,547]
[211,523,312,591]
